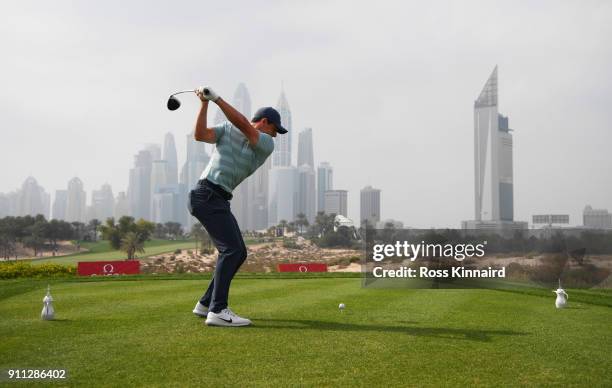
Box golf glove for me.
[196,86,220,102]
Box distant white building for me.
[114,191,129,219]
[296,165,316,224]
[273,88,292,167]
[296,128,316,224]
[360,185,381,226]
[462,66,527,232]
[18,177,50,219]
[324,190,347,217]
[52,190,68,220]
[128,149,152,221]
[298,128,314,168]
[150,160,168,219]
[91,183,114,222]
[163,133,178,186]
[65,177,87,223]
[268,166,297,226]
[583,205,612,229]
[317,162,333,213]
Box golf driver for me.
[167,87,213,111]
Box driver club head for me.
[167,95,181,111]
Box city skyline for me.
[1,1,611,227]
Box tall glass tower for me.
[473,66,514,222]
[273,87,292,167]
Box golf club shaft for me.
[170,90,196,97]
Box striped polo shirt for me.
[200,121,275,193]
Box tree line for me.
[0,215,191,260]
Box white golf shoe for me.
[192,302,208,318]
[205,308,252,327]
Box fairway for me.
[28,239,198,266]
[0,277,610,387]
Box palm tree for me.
[120,232,145,260]
[295,213,309,234]
[88,219,101,242]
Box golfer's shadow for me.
[251,318,527,342]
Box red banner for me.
[77,260,140,276]
[277,263,328,273]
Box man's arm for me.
[214,98,260,146]
[193,100,217,143]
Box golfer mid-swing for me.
[189,86,286,327]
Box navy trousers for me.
[188,179,247,313]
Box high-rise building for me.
[583,205,612,229]
[324,190,348,217]
[268,166,297,226]
[128,149,152,221]
[298,128,314,168]
[296,165,316,224]
[273,87,292,167]
[473,66,514,222]
[163,133,178,185]
[91,183,114,222]
[463,66,526,231]
[114,191,129,219]
[251,156,271,231]
[360,186,381,226]
[229,83,253,230]
[52,190,67,220]
[7,191,20,217]
[150,160,168,220]
[17,177,50,218]
[144,144,161,162]
[65,177,87,223]
[317,162,333,212]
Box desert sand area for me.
[141,238,362,273]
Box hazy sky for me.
[1,0,611,227]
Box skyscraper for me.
[324,190,347,217]
[144,144,161,162]
[317,162,333,212]
[296,165,316,224]
[52,190,67,220]
[296,128,316,224]
[163,133,178,185]
[65,177,87,223]
[360,186,381,226]
[268,166,298,226]
[114,191,129,219]
[463,66,526,231]
[128,149,152,221]
[273,87,292,167]
[297,128,314,168]
[251,156,271,231]
[18,177,50,218]
[150,160,168,220]
[91,183,114,222]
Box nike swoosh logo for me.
[218,317,233,323]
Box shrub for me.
[174,249,182,254]
[0,262,76,279]
[282,240,302,250]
